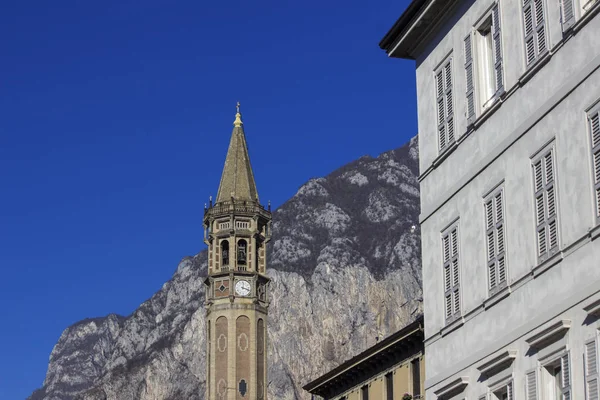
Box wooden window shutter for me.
[523,0,546,65]
[534,0,546,50]
[492,3,504,93]
[445,61,455,143]
[437,71,446,151]
[533,149,558,260]
[526,369,538,400]
[496,190,506,284]
[486,188,506,292]
[443,226,460,321]
[465,33,475,124]
[589,111,600,218]
[523,0,535,64]
[561,0,575,31]
[561,353,571,400]
[507,380,514,400]
[586,339,599,400]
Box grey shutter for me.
[451,228,460,315]
[496,191,506,284]
[534,0,547,54]
[545,152,558,254]
[523,0,546,65]
[443,234,453,318]
[586,339,599,400]
[590,111,600,217]
[534,150,558,260]
[561,0,575,31]
[444,227,460,320]
[524,1,536,64]
[534,160,546,256]
[526,369,538,400]
[465,34,475,124]
[486,198,496,290]
[561,353,571,400]
[492,4,504,93]
[507,380,514,400]
[437,71,446,151]
[445,61,455,143]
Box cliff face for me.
[29,136,422,400]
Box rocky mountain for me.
[29,136,422,400]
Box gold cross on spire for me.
[233,101,243,127]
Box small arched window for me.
[237,239,247,266]
[221,240,229,267]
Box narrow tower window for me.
[221,240,230,269]
[237,239,248,269]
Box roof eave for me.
[379,0,461,60]
[303,315,424,394]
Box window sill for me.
[484,283,511,310]
[590,223,600,241]
[441,315,464,336]
[433,141,458,168]
[418,141,458,182]
[461,94,506,141]
[532,250,562,278]
[519,51,552,86]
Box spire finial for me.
[234,101,243,127]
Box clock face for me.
[235,280,251,296]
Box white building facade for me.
[380,0,600,399]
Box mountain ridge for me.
[29,135,422,400]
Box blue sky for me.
[0,1,416,398]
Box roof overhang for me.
[379,0,462,60]
[303,316,424,397]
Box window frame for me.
[465,2,504,126]
[361,384,369,400]
[539,351,571,400]
[442,223,461,323]
[490,377,514,400]
[385,371,394,400]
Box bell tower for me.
[203,104,272,400]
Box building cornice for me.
[379,0,461,59]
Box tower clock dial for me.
[235,280,251,296]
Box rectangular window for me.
[412,358,421,397]
[485,188,507,293]
[436,57,455,152]
[361,385,369,400]
[492,380,514,400]
[585,338,599,400]
[541,353,571,400]
[532,148,559,261]
[385,372,393,400]
[467,3,504,119]
[523,0,548,65]
[589,106,600,219]
[443,225,461,321]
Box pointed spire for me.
[216,103,259,204]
